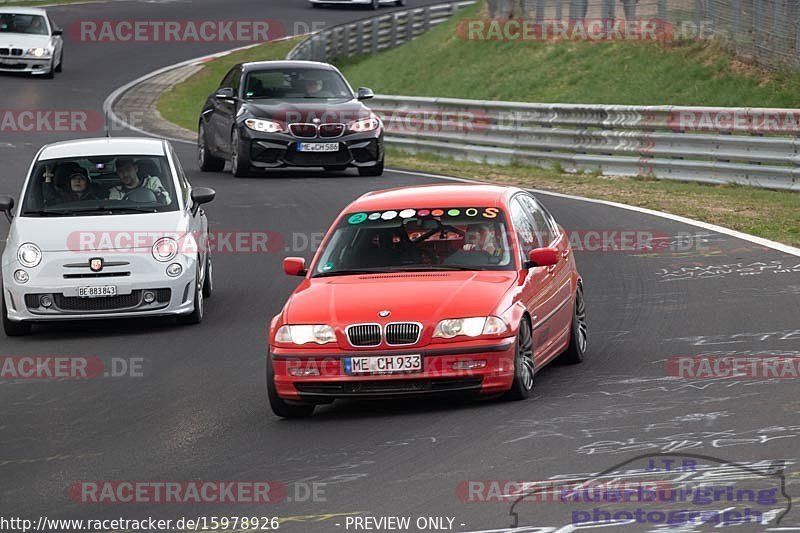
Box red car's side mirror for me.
[283,257,307,277]
[527,247,560,268]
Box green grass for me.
[157,38,301,132]
[338,1,800,107]
[386,149,800,247]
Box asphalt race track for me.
[1,1,799,531]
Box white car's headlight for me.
[244,118,284,133]
[17,243,42,268]
[433,316,508,339]
[27,47,51,58]
[276,325,336,345]
[347,116,380,133]
[152,237,178,262]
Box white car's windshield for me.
[0,14,48,36]
[313,207,515,277]
[243,68,353,100]
[21,155,178,216]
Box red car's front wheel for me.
[504,318,535,401]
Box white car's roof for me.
[39,137,167,161]
[0,7,48,15]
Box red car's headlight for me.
[432,316,508,339]
[347,116,380,133]
[275,324,336,345]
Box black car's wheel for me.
[358,158,384,177]
[267,352,315,418]
[202,251,214,299]
[55,51,63,73]
[558,282,587,364]
[2,285,31,336]
[504,317,535,401]
[177,261,204,325]
[198,123,225,172]
[230,129,252,178]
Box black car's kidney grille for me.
[385,323,421,345]
[289,123,318,138]
[347,324,381,347]
[319,124,344,138]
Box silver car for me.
[0,137,216,336]
[0,7,64,78]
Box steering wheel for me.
[124,188,157,203]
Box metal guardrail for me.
[287,1,475,62]
[370,95,800,190]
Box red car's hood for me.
[285,271,518,325]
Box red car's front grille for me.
[347,324,381,346]
[385,323,421,345]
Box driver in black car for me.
[107,157,170,203]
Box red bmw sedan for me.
[267,184,586,417]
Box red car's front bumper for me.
[270,337,517,401]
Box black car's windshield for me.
[313,207,515,276]
[0,14,48,35]
[21,155,178,216]
[243,68,352,100]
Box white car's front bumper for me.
[0,56,54,75]
[2,250,199,322]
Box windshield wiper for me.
[21,208,73,217]
[391,265,482,272]
[313,268,395,278]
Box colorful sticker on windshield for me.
[465,208,479,216]
[368,212,381,220]
[417,209,431,217]
[431,209,444,217]
[399,209,416,218]
[447,209,461,216]
[381,210,398,220]
[348,213,368,224]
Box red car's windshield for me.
[313,207,515,276]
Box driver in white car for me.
[107,157,171,203]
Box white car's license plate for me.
[345,354,422,375]
[297,142,339,152]
[77,286,117,298]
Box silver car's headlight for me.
[17,243,42,268]
[27,47,51,58]
[275,325,336,345]
[152,238,178,262]
[433,316,508,339]
[244,118,284,133]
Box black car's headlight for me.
[347,116,381,133]
[244,118,285,133]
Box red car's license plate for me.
[345,354,422,375]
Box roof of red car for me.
[348,184,520,212]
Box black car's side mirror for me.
[52,28,63,36]
[190,187,215,215]
[357,87,374,100]
[215,87,236,100]
[0,195,15,222]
